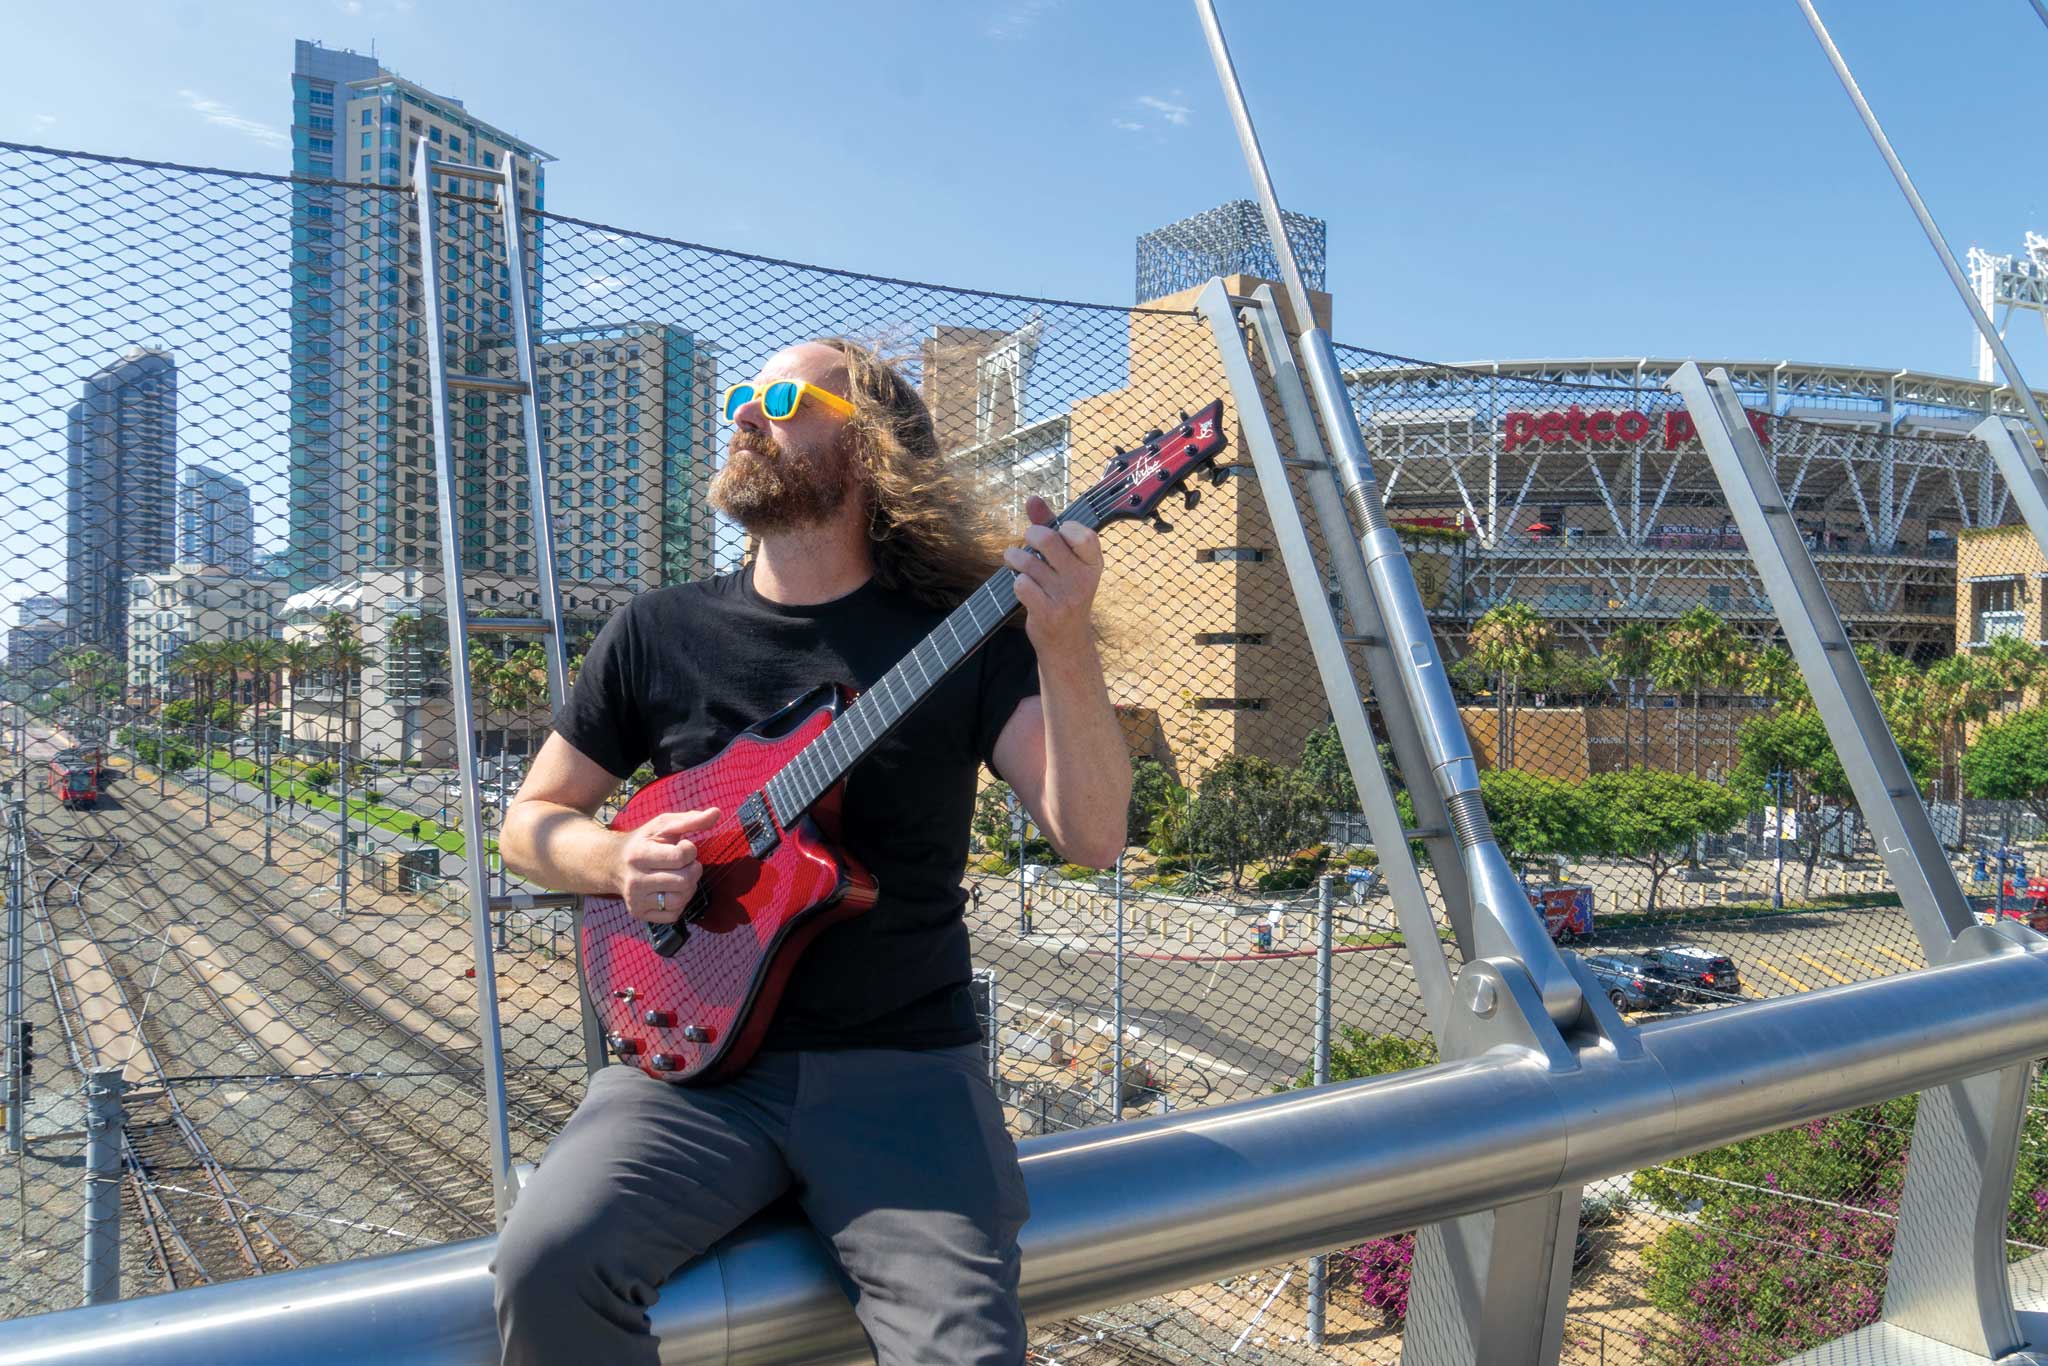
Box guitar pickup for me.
[739,791,780,859]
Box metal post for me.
[1772,769,1787,911]
[154,703,164,798]
[5,797,24,1156]
[1795,0,2048,457]
[261,732,273,868]
[1010,792,1029,935]
[81,1068,124,1306]
[201,722,212,826]
[1673,361,2038,1360]
[335,688,349,917]
[1308,874,1334,1347]
[1110,852,1125,1122]
[1192,3,1580,1033]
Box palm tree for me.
[1466,603,1553,769]
[1742,644,1807,710]
[281,638,321,763]
[1977,634,2047,713]
[1920,654,1992,841]
[1650,607,1743,778]
[1600,623,1658,767]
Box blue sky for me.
[8,0,2048,619]
[9,0,2048,373]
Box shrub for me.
[1345,847,1380,867]
[1255,865,1316,892]
[302,763,337,791]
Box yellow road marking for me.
[1752,956,1811,991]
[1793,951,1854,985]
[1876,945,1923,969]
[1837,950,1891,977]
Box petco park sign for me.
[1501,404,1770,455]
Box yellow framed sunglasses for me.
[720,379,855,423]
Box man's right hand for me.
[612,807,721,924]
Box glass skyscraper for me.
[66,347,177,660]
[178,465,258,574]
[286,40,550,587]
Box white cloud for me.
[1111,119,1145,133]
[986,0,1056,39]
[1137,94,1191,127]
[578,273,626,297]
[30,114,56,134]
[176,90,288,148]
[338,0,364,13]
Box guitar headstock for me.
[1079,399,1228,534]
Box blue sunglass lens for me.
[723,386,755,421]
[762,381,800,418]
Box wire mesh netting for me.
[0,139,2044,1363]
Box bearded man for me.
[492,337,1131,1365]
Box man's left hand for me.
[1006,494,1101,654]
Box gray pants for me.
[493,1044,1029,1365]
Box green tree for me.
[1584,768,1744,911]
[1189,754,1323,892]
[1296,722,1358,815]
[1734,708,1932,898]
[1960,705,2048,829]
[1741,644,1807,709]
[1976,633,2047,712]
[1126,756,1178,848]
[1921,654,1993,840]
[1650,606,1744,778]
[971,780,1053,864]
[1478,769,1598,880]
[1601,623,1659,769]
[1466,603,1553,768]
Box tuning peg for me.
[1179,410,1189,423]
[1151,514,1173,534]
[1182,488,1201,512]
[1208,466,1228,486]
[1144,428,1163,442]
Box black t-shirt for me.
[550,561,1040,1051]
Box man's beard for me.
[709,429,851,534]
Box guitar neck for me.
[763,497,1107,823]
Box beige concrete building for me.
[1955,524,2048,650]
[125,563,290,702]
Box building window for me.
[361,108,373,126]
[1192,698,1267,711]
[1194,632,1267,646]
[1196,547,1266,563]
[1972,577,2024,643]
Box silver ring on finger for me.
[655,891,666,913]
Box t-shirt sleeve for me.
[551,602,648,780]
[974,623,1041,780]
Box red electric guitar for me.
[580,399,1228,1083]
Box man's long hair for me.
[818,337,1011,610]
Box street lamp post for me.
[1009,791,1029,935]
[201,722,213,826]
[261,731,274,868]
[1769,767,1789,912]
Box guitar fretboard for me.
[762,494,1113,823]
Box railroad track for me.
[115,785,582,1144]
[32,822,302,1288]
[67,809,505,1240]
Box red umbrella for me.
[1525,522,1553,533]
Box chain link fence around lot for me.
[0,138,2044,1363]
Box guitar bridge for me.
[739,791,780,860]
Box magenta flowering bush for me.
[1328,1235,1415,1327]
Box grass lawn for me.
[203,751,485,859]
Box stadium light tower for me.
[1967,233,2048,381]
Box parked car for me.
[1637,944,1743,1002]
[1579,953,1679,1013]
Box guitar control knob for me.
[612,987,637,1003]
[642,1009,676,1027]
[606,1033,641,1057]
[648,1054,678,1072]
[681,1025,714,1044]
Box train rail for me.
[32,824,302,1288]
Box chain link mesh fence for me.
[0,139,2043,1363]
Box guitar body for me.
[579,683,877,1084]
[572,397,1227,1085]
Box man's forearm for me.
[1035,636,1132,868]
[501,803,627,895]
